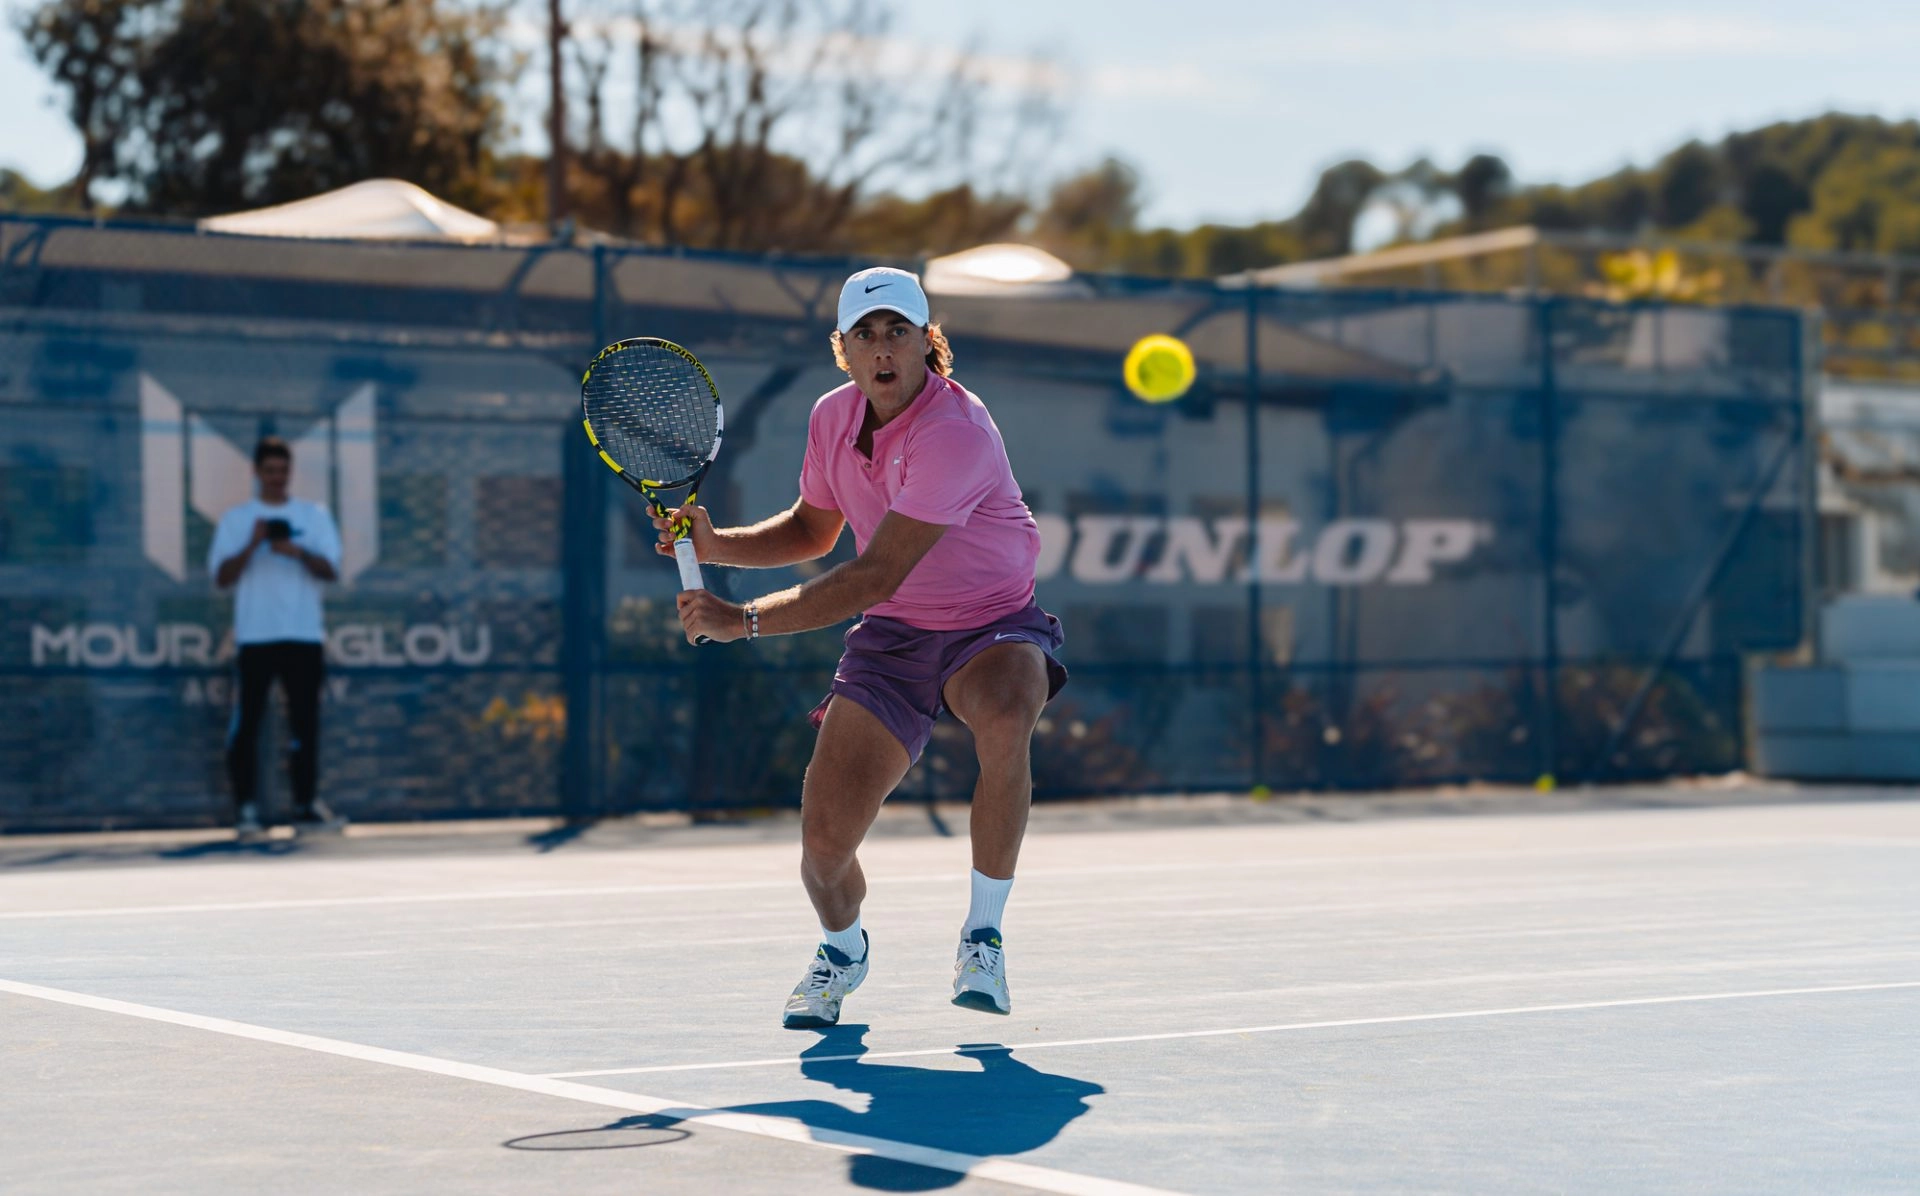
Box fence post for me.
[560,246,609,822]
[1797,309,1820,660]
[1537,299,1561,785]
[1245,284,1264,787]
[560,431,606,823]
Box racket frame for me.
[580,337,726,638]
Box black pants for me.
[226,641,325,813]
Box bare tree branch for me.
[560,0,1063,252]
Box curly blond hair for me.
[830,322,953,378]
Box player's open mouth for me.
[874,369,897,384]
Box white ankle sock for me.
[965,869,1013,933]
[821,917,864,960]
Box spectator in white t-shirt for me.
[208,436,343,838]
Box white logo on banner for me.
[1031,515,1490,585]
[24,375,491,678]
[138,373,379,583]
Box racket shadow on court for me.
[500,1026,1104,1191]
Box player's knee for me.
[800,819,859,872]
[964,692,1044,747]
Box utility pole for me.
[546,0,569,235]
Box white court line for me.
[0,880,797,920]
[0,978,1178,1196]
[544,979,1920,1078]
[0,835,1843,921]
[1814,835,1920,847]
[9,933,814,966]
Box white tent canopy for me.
[923,243,1081,295]
[198,179,500,242]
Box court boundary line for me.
[0,834,1849,921]
[544,979,1920,1078]
[0,978,1177,1196]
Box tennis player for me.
[661,266,1066,1027]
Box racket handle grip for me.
[673,538,711,645]
[672,537,705,591]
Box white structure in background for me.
[1818,379,1920,596]
[1753,592,1920,779]
[1219,226,1544,290]
[199,179,500,242]
[1752,379,1920,780]
[922,243,1084,296]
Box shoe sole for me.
[951,990,1010,1015]
[782,1012,839,1030]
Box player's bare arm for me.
[214,519,270,588]
[266,535,339,582]
[675,511,946,644]
[653,497,843,569]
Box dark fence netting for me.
[0,218,1812,829]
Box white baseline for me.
[0,978,1177,1196]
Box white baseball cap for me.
[836,266,930,333]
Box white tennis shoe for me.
[292,798,347,836]
[782,932,869,1029]
[952,927,1011,1014]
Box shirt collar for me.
[849,372,944,446]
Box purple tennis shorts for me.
[807,601,1067,763]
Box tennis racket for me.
[580,337,725,643]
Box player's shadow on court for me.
[501,1027,1102,1190]
[722,1024,1105,1191]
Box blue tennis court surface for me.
[4,792,1918,1193]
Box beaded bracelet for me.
[743,602,761,641]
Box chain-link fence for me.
[0,217,1813,830]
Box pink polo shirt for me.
[798,372,1040,630]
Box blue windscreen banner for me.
[0,217,1811,830]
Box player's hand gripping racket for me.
[580,337,725,643]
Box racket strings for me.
[585,345,719,485]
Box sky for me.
[5,0,1920,230]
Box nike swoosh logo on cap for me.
[864,283,890,293]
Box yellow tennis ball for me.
[1123,334,1196,403]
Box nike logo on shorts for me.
[993,632,1026,642]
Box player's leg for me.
[940,642,1051,1014]
[800,695,911,934]
[784,696,911,1028]
[941,641,1051,878]
[224,644,274,836]
[283,643,335,829]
